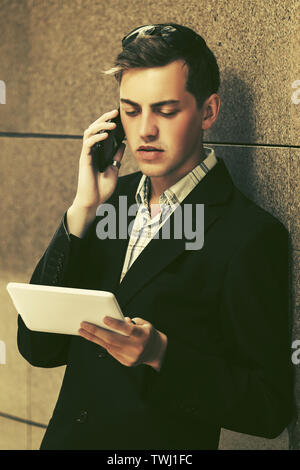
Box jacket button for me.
[76,410,88,423]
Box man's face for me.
[119,59,205,182]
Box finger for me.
[79,322,125,345]
[78,330,135,367]
[79,328,124,352]
[90,108,119,127]
[84,121,116,140]
[104,143,126,175]
[111,142,126,166]
[80,320,131,344]
[89,120,117,135]
[78,327,109,347]
[84,108,119,138]
[103,316,134,335]
[84,132,109,150]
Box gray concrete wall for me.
[0,0,299,449]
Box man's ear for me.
[201,93,221,131]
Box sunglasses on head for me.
[122,23,204,49]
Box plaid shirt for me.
[119,146,217,283]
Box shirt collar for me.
[135,146,217,207]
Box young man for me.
[17,23,294,450]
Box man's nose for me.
[139,114,159,141]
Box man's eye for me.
[125,110,139,116]
[124,109,179,117]
[158,110,178,116]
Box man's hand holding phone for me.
[67,109,126,238]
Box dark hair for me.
[104,23,220,109]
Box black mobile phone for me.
[90,107,125,172]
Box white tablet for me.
[7,282,127,336]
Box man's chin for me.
[137,162,169,178]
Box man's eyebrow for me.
[120,98,180,107]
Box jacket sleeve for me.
[143,220,295,438]
[17,212,91,368]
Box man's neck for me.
[149,146,205,203]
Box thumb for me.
[132,317,149,326]
[124,316,140,326]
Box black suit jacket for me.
[17,157,294,450]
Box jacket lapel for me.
[113,158,234,309]
[94,173,141,292]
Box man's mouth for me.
[137,146,164,161]
[137,146,164,151]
